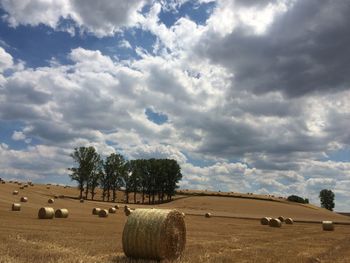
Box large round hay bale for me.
[260,217,271,225]
[322,221,334,231]
[205,212,211,218]
[285,218,294,224]
[269,218,282,228]
[99,209,109,217]
[13,190,19,195]
[48,198,54,204]
[278,216,285,223]
[109,207,116,214]
[55,208,69,218]
[38,207,54,219]
[12,203,21,211]
[20,196,28,202]
[125,207,132,216]
[122,209,186,261]
[92,208,101,215]
[114,204,119,209]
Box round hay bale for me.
[285,218,294,225]
[54,195,58,199]
[12,203,21,211]
[46,186,50,189]
[205,212,211,218]
[124,205,129,212]
[125,207,132,216]
[20,196,28,202]
[122,209,186,261]
[109,207,117,214]
[278,216,285,223]
[181,212,185,218]
[55,208,69,218]
[260,217,271,225]
[269,218,282,228]
[114,204,119,209]
[13,190,19,195]
[24,184,28,188]
[322,221,334,231]
[99,209,109,217]
[92,208,101,215]
[38,207,54,219]
[48,198,54,204]
[80,199,84,203]
[1,181,5,184]
[19,186,24,190]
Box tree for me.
[104,153,126,202]
[68,146,101,200]
[319,189,335,211]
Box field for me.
[1,182,350,263]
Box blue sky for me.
[0,0,349,211]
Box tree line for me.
[68,146,182,204]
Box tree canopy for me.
[319,189,335,211]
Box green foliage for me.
[287,195,309,204]
[319,189,335,211]
[69,146,182,204]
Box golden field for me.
[1,182,350,263]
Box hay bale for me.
[12,203,21,211]
[205,212,211,218]
[48,198,54,204]
[38,207,54,219]
[19,186,24,190]
[114,204,119,209]
[55,208,69,218]
[278,216,285,222]
[122,209,186,261]
[124,205,129,212]
[80,199,84,203]
[99,209,109,217]
[285,218,294,224]
[109,207,117,214]
[322,221,334,231]
[54,195,58,199]
[181,212,185,218]
[24,184,28,188]
[46,186,50,189]
[125,207,132,216]
[13,190,19,195]
[20,196,28,202]
[1,181,5,184]
[260,217,271,225]
[269,218,282,228]
[92,208,101,215]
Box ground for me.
[1,182,350,263]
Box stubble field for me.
[1,182,350,263]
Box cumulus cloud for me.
[0,0,148,37]
[0,47,13,72]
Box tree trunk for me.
[142,190,145,204]
[85,184,89,200]
[134,191,137,204]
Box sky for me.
[0,0,349,211]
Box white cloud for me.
[0,47,13,72]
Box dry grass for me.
[1,182,350,262]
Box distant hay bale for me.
[18,182,22,185]
[285,218,294,224]
[278,216,285,223]
[260,217,272,225]
[19,186,24,190]
[114,204,119,209]
[48,198,54,204]
[322,221,334,231]
[181,212,185,218]
[269,218,282,228]
[58,195,65,198]
[205,212,211,218]
[80,199,84,203]
[125,207,133,216]
[46,186,50,189]
[38,207,54,219]
[20,196,28,202]
[99,209,109,217]
[54,195,58,199]
[109,207,117,213]
[1,181,5,184]
[92,208,101,215]
[55,208,69,218]
[12,203,21,211]
[9,180,13,183]
[13,190,19,195]
[124,205,129,212]
[24,184,28,188]
[122,209,186,261]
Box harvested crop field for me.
[1,182,350,263]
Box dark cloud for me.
[198,0,350,97]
